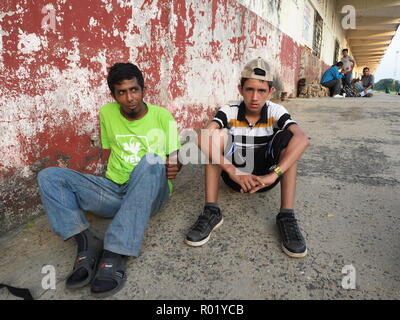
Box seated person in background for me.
[320,62,346,98]
[354,67,374,97]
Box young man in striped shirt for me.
[185,57,310,258]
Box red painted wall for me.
[298,46,331,84]
[0,0,322,233]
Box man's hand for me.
[226,168,262,193]
[166,162,181,179]
[166,151,182,180]
[249,173,279,194]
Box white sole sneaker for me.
[185,218,224,247]
[281,243,308,258]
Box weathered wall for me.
[0,0,345,233]
[298,46,330,84]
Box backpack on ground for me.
[341,85,356,97]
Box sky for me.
[374,26,400,82]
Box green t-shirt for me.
[100,102,181,192]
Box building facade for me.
[1,0,398,232]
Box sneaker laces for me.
[191,208,215,233]
[280,217,303,242]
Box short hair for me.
[363,67,370,72]
[240,78,273,90]
[342,49,349,53]
[107,62,144,96]
[336,62,344,68]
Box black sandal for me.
[65,237,103,289]
[90,255,127,298]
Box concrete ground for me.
[1,92,399,300]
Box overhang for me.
[338,0,400,73]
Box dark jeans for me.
[342,71,352,87]
[322,79,341,96]
[221,129,293,193]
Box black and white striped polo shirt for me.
[212,101,297,150]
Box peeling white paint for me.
[0,11,14,19]
[21,166,33,178]
[17,31,42,55]
[0,65,109,168]
[0,120,24,169]
[40,35,48,49]
[89,48,108,75]
[116,0,134,8]
[66,37,80,66]
[0,27,9,68]
[15,65,31,79]
[101,0,113,14]
[126,0,159,61]
[89,17,98,27]
[237,0,281,28]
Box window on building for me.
[334,40,340,64]
[313,11,323,58]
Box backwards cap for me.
[241,57,273,82]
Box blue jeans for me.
[354,82,373,96]
[37,153,170,257]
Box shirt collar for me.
[237,101,269,124]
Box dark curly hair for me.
[107,62,144,96]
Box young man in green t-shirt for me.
[37,63,182,297]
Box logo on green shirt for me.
[117,135,150,166]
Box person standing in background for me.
[341,49,355,87]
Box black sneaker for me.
[276,213,307,258]
[185,206,223,247]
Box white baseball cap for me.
[241,57,273,82]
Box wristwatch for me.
[269,165,284,179]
